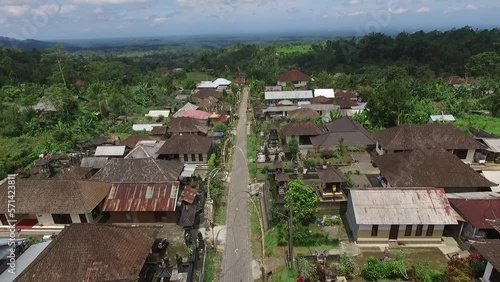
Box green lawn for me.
[186,71,215,82]
[276,44,312,54]
[271,267,299,282]
[455,114,500,136]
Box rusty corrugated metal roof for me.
[103,182,180,212]
[179,187,197,204]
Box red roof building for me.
[180,110,212,120]
[449,197,500,239]
[103,182,180,223]
[277,70,310,88]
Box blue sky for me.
[0,0,498,40]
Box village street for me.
[220,87,253,282]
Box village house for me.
[264,90,314,105]
[287,108,320,120]
[447,192,500,240]
[145,110,170,120]
[14,224,163,282]
[311,95,333,104]
[277,69,311,88]
[94,145,127,158]
[193,88,223,100]
[471,239,500,282]
[302,104,340,119]
[472,128,500,162]
[124,141,165,159]
[346,188,458,244]
[166,117,209,136]
[263,105,298,119]
[0,179,111,228]
[173,102,199,118]
[212,78,232,90]
[315,167,347,201]
[179,109,212,121]
[429,114,456,123]
[314,89,335,98]
[91,158,183,182]
[280,121,325,147]
[156,134,213,164]
[332,97,359,109]
[335,90,358,101]
[311,117,375,150]
[80,157,109,172]
[150,126,168,138]
[373,149,495,192]
[373,124,486,163]
[132,124,164,132]
[103,182,180,223]
[121,134,160,149]
[197,80,218,89]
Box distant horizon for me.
[3,24,498,43]
[0,0,498,41]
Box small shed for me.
[95,146,126,157]
[429,114,456,123]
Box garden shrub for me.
[360,254,408,281]
[332,253,357,279]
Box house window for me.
[426,225,434,236]
[184,154,188,161]
[52,214,72,224]
[416,225,423,236]
[79,214,88,223]
[371,225,378,236]
[199,154,203,162]
[405,225,412,236]
[453,149,468,160]
[191,154,196,161]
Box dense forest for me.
[0,27,499,178]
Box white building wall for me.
[483,262,493,282]
[376,142,384,155]
[345,199,359,240]
[70,213,81,223]
[465,149,475,163]
[37,214,54,226]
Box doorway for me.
[389,225,399,240]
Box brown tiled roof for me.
[277,69,310,82]
[157,134,212,155]
[151,126,167,136]
[312,117,375,148]
[288,108,320,120]
[15,224,160,282]
[449,198,500,229]
[316,168,346,183]
[281,121,324,136]
[326,117,372,134]
[276,173,290,182]
[121,134,160,149]
[53,165,91,180]
[471,240,500,270]
[335,90,357,100]
[273,160,283,169]
[311,96,333,104]
[373,124,485,151]
[373,150,495,188]
[332,97,358,109]
[91,159,183,182]
[0,180,110,214]
[103,182,180,212]
[167,117,208,135]
[193,89,223,100]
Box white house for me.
[145,110,170,119]
[132,124,163,132]
[277,69,311,88]
[346,188,458,244]
[264,90,313,105]
[429,114,455,123]
[314,89,335,98]
[94,146,127,157]
[212,78,232,90]
[197,81,218,89]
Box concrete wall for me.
[36,213,91,225]
[356,224,444,244]
[376,142,384,155]
[345,199,359,241]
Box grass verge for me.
[204,247,222,282]
[250,197,261,259]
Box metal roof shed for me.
[95,146,126,157]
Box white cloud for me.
[416,7,430,13]
[153,16,167,24]
[467,4,478,10]
[348,0,361,5]
[0,5,30,16]
[348,11,366,16]
[71,0,149,4]
[388,7,408,15]
[31,4,59,16]
[60,4,77,14]
[94,7,104,13]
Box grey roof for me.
[80,157,109,169]
[94,146,126,157]
[314,89,335,98]
[265,91,313,101]
[175,94,188,101]
[91,159,183,182]
[124,141,165,159]
[349,188,458,225]
[430,114,455,122]
[482,138,500,153]
[173,102,199,118]
[302,104,340,112]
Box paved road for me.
[221,87,253,282]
